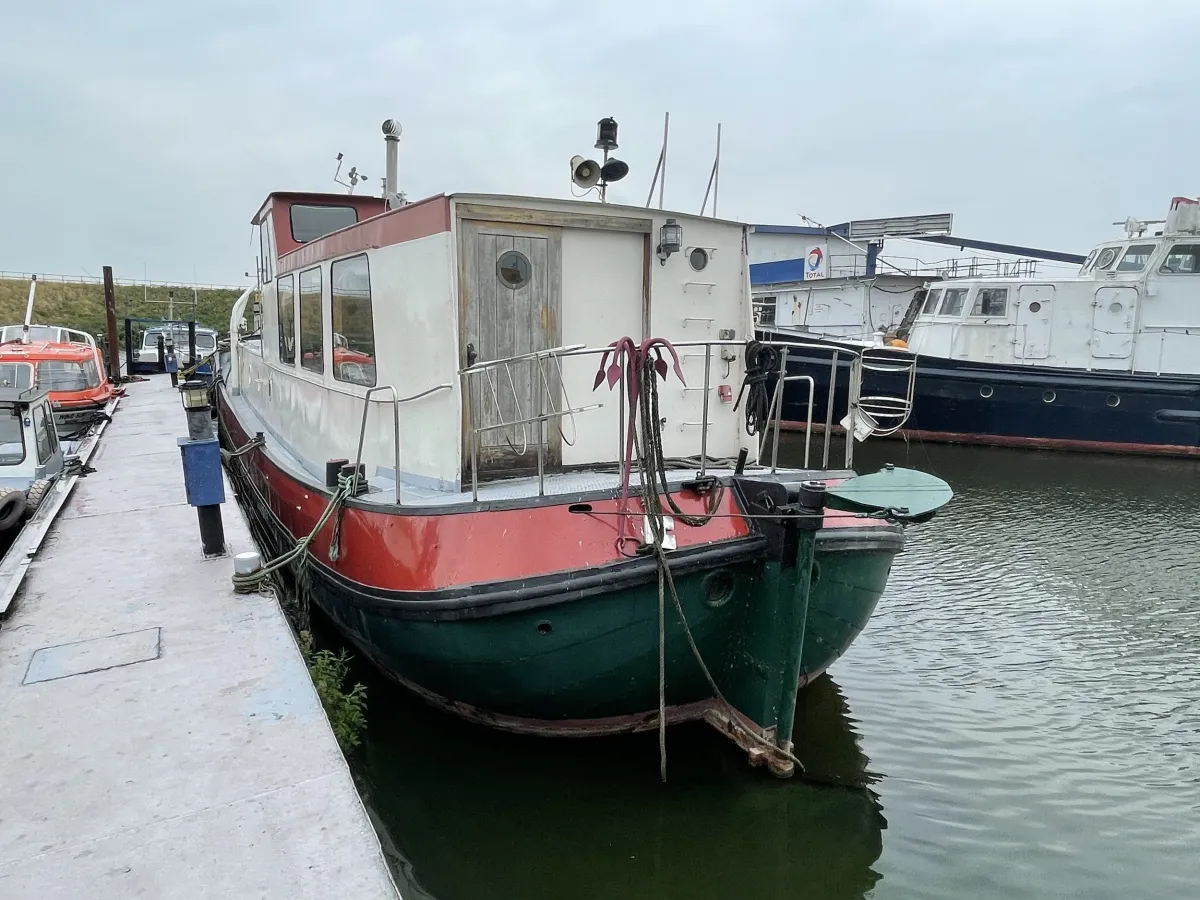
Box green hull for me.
[315,534,895,731]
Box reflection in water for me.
[351,664,884,900]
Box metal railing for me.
[457,338,918,501]
[352,382,454,502]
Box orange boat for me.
[0,278,122,439]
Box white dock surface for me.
[0,378,399,899]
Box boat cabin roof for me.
[0,386,51,409]
[253,189,746,273]
[0,342,96,362]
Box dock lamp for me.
[176,379,226,556]
[657,218,683,265]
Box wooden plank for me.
[457,203,653,234]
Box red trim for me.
[276,194,450,273]
[222,405,880,593]
[778,419,1200,457]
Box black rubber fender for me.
[0,488,26,532]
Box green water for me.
[349,437,1200,899]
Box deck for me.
[0,377,398,898]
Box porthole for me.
[496,250,531,289]
[1027,301,1042,313]
[980,385,994,399]
[536,620,553,636]
[1043,390,1056,403]
[1108,301,1123,314]
[1096,247,1118,269]
[703,570,736,609]
[689,247,710,271]
[1106,394,1120,408]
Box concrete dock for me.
[0,378,399,898]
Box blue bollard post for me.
[177,380,225,555]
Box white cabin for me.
[907,197,1200,375]
[230,191,759,495]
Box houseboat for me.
[215,120,951,775]
[757,198,1200,456]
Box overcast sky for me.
[2,0,1196,285]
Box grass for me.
[299,630,369,751]
[0,277,246,340]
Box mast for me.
[22,276,37,344]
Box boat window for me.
[1160,243,1200,274]
[299,267,324,375]
[32,404,55,464]
[755,296,776,327]
[83,359,101,388]
[0,411,24,466]
[196,333,217,351]
[36,361,90,392]
[1078,249,1097,274]
[291,205,358,244]
[1094,247,1119,270]
[1,325,59,344]
[921,288,943,314]
[258,223,273,282]
[939,288,968,316]
[1116,244,1156,272]
[0,363,32,389]
[331,255,376,387]
[277,274,296,365]
[971,287,1008,317]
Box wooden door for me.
[460,221,562,476]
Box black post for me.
[124,318,135,378]
[188,320,196,369]
[102,266,123,382]
[196,506,225,556]
[156,335,165,372]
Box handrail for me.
[458,335,916,499]
[352,382,453,503]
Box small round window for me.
[1096,248,1118,269]
[496,250,531,289]
[1028,301,1042,313]
[689,247,710,271]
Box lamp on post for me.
[176,379,225,556]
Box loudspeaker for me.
[570,155,601,189]
[600,158,629,183]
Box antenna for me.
[644,112,669,209]
[333,152,370,194]
[700,123,722,217]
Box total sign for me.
[804,244,828,280]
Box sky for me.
[2,0,1197,285]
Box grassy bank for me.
[0,277,247,340]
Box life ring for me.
[0,489,27,532]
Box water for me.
[347,437,1200,899]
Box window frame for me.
[1115,244,1156,273]
[32,403,55,464]
[330,253,377,388]
[970,287,1009,317]
[921,288,943,315]
[755,295,777,327]
[1159,243,1200,275]
[299,266,324,375]
[0,410,25,466]
[939,287,969,316]
[277,273,296,365]
[1094,247,1120,271]
[290,204,359,244]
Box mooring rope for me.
[231,471,353,593]
[220,434,265,462]
[598,338,819,782]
